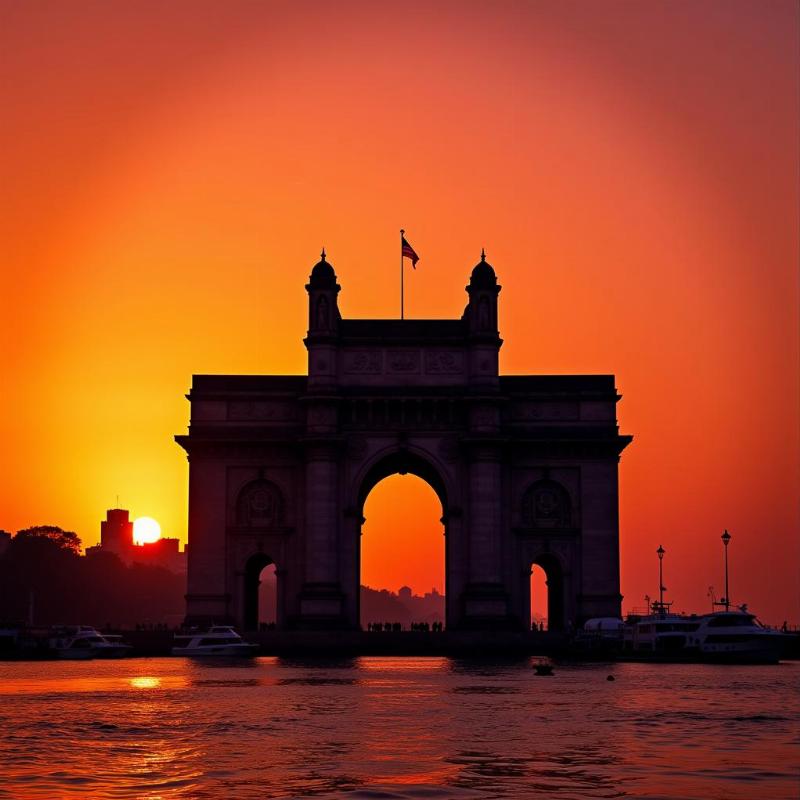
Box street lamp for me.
[657,545,665,610]
[721,529,731,612]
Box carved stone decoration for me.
[229,401,282,420]
[346,435,368,461]
[308,405,336,425]
[478,296,491,329]
[387,350,420,373]
[471,406,497,427]
[425,350,464,374]
[522,480,572,529]
[438,436,460,463]
[317,295,330,329]
[345,351,382,374]
[513,402,579,421]
[236,479,282,527]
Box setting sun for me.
[132,516,161,545]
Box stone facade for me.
[176,252,632,630]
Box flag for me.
[401,235,419,268]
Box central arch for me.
[354,449,451,629]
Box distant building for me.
[85,509,186,575]
[0,530,10,558]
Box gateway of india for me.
[176,251,632,631]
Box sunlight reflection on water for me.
[0,658,797,799]
[129,676,161,689]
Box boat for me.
[623,603,701,657]
[684,609,787,664]
[49,625,130,659]
[533,658,555,676]
[98,633,134,658]
[171,625,258,657]
[571,617,625,658]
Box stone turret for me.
[464,250,502,391]
[305,249,340,392]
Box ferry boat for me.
[572,617,626,657]
[685,609,787,664]
[623,603,701,656]
[49,626,132,659]
[171,625,258,657]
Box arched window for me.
[522,480,572,529]
[236,480,282,527]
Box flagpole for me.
[400,228,405,320]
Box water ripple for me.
[0,659,797,799]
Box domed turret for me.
[463,248,501,348]
[306,247,341,349]
[309,248,337,288]
[469,249,497,289]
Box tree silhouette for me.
[0,527,184,627]
[14,526,81,554]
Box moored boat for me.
[171,625,258,657]
[49,625,129,659]
[623,605,701,657]
[685,609,787,664]
[98,634,134,658]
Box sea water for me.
[0,657,797,799]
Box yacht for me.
[98,633,134,658]
[623,603,701,656]
[49,626,131,659]
[685,609,786,664]
[171,625,258,657]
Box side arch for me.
[529,551,567,632]
[243,551,275,631]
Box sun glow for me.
[130,677,161,690]
[133,516,161,545]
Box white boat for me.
[685,610,787,664]
[623,604,701,656]
[582,617,625,641]
[49,626,131,659]
[171,625,258,657]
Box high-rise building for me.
[85,509,186,575]
[99,509,133,559]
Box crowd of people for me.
[366,621,444,632]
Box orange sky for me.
[1,1,798,622]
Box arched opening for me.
[530,565,548,631]
[243,553,276,631]
[530,555,565,633]
[358,454,447,631]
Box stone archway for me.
[530,553,566,633]
[353,448,450,629]
[176,250,632,631]
[243,552,274,631]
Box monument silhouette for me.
[176,251,632,631]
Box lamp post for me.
[721,529,731,612]
[657,545,665,610]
